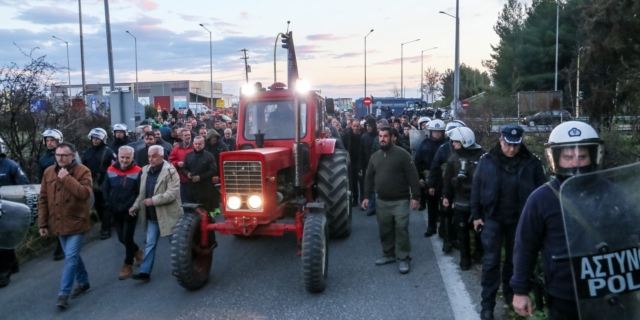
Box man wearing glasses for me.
[38,142,93,309]
[470,124,547,320]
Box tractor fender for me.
[316,138,336,155]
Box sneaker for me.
[131,273,151,283]
[100,231,111,240]
[70,284,91,299]
[424,226,437,237]
[398,260,410,274]
[480,309,494,320]
[119,264,133,280]
[134,249,144,267]
[374,256,396,266]
[366,210,376,216]
[56,295,69,309]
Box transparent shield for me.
[409,130,427,159]
[0,200,31,249]
[560,162,640,319]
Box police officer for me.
[39,129,67,260]
[82,128,116,240]
[108,124,133,156]
[0,137,30,288]
[415,119,446,237]
[441,127,484,270]
[429,120,466,252]
[511,121,604,319]
[471,124,547,320]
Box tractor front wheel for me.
[171,212,212,290]
[318,150,352,238]
[301,213,329,293]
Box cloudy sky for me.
[1,0,531,99]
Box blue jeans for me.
[179,183,188,204]
[58,234,89,296]
[139,221,171,274]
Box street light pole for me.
[126,31,138,101]
[440,2,460,119]
[200,24,214,109]
[576,46,586,118]
[364,29,373,114]
[401,39,420,98]
[78,0,87,102]
[421,47,437,103]
[555,2,559,91]
[103,0,115,92]
[52,36,71,99]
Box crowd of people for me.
[0,104,612,319]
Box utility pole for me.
[103,0,115,92]
[555,2,559,91]
[453,0,460,119]
[240,48,249,83]
[78,0,87,102]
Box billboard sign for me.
[174,96,187,108]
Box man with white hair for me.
[223,128,236,151]
[130,145,183,282]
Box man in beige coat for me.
[129,145,182,282]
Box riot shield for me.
[0,200,31,249]
[560,162,640,319]
[409,130,427,159]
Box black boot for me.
[458,224,471,271]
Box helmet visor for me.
[545,143,604,177]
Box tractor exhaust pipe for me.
[254,130,265,148]
[293,96,302,188]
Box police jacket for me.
[415,137,446,180]
[0,156,30,187]
[82,143,116,187]
[429,142,454,191]
[109,137,133,156]
[442,147,485,209]
[101,161,142,213]
[470,143,547,222]
[358,130,377,172]
[38,149,57,182]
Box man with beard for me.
[231,120,238,136]
[401,124,411,148]
[198,127,208,139]
[182,136,217,212]
[165,125,182,146]
[415,119,447,236]
[38,129,68,260]
[136,132,169,167]
[343,120,363,207]
[362,127,420,274]
[152,129,173,152]
[109,124,133,156]
[204,129,229,214]
[169,129,194,202]
[223,128,236,151]
[82,128,116,240]
[358,117,378,216]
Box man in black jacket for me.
[343,120,362,207]
[205,129,229,213]
[108,124,133,156]
[101,146,143,280]
[362,128,420,274]
[223,129,236,151]
[183,136,217,211]
[358,117,378,216]
[82,128,116,240]
[470,125,547,320]
[135,132,169,167]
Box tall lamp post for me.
[420,47,437,103]
[440,0,460,119]
[576,46,588,118]
[126,31,138,101]
[364,29,374,113]
[52,36,71,99]
[401,39,420,98]
[199,24,214,109]
[555,2,559,91]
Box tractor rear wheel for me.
[317,149,352,238]
[171,212,212,290]
[301,213,328,293]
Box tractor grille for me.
[223,161,263,194]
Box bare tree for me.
[422,67,441,104]
[389,84,401,98]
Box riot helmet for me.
[42,129,64,143]
[417,117,431,130]
[445,119,466,132]
[112,123,129,137]
[545,121,603,178]
[426,119,446,141]
[88,128,108,142]
[447,127,481,149]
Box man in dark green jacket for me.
[362,127,420,274]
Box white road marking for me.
[431,236,481,320]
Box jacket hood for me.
[365,118,376,129]
[206,129,220,140]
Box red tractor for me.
[170,30,352,293]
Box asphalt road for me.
[0,208,489,320]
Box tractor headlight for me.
[247,195,263,209]
[227,196,242,210]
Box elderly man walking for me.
[130,145,183,282]
[38,142,93,309]
[362,127,421,274]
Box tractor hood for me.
[219,147,292,172]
